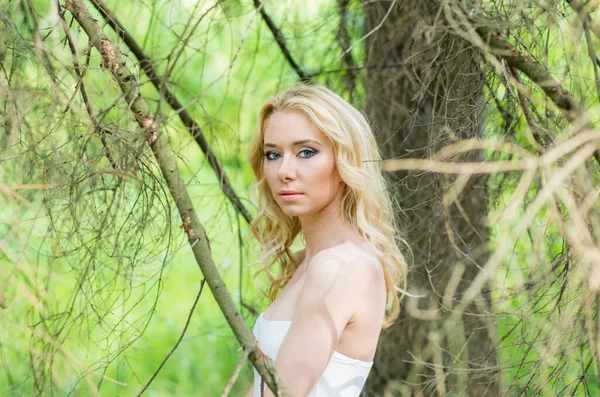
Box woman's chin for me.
[282,209,301,217]
[279,206,306,217]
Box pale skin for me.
[247,111,387,397]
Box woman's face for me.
[262,111,343,217]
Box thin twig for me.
[87,0,252,224]
[334,0,398,64]
[474,22,600,163]
[57,1,118,170]
[568,0,600,41]
[336,0,357,97]
[476,27,583,122]
[582,20,600,103]
[507,65,547,152]
[137,280,206,396]
[220,348,250,397]
[252,0,310,81]
[63,1,290,394]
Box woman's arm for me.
[261,254,364,397]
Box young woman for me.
[246,84,407,397]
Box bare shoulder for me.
[305,241,384,291]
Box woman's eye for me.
[299,149,317,158]
[264,149,317,161]
[264,152,281,161]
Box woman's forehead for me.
[263,111,327,145]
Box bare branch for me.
[474,21,600,163]
[220,347,250,397]
[252,0,310,81]
[336,0,358,97]
[56,1,118,170]
[62,0,290,395]
[476,26,582,123]
[507,65,549,152]
[580,14,600,102]
[138,280,206,396]
[87,0,253,225]
[568,0,600,42]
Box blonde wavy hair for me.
[247,83,407,328]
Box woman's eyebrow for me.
[263,139,321,148]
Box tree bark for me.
[363,1,497,395]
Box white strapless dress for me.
[252,312,373,396]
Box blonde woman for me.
[246,84,407,397]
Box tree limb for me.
[87,0,252,225]
[252,0,310,81]
[63,1,290,395]
[476,26,582,123]
[336,0,358,98]
[475,23,600,163]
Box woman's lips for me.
[279,193,303,201]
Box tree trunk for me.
[363,1,498,395]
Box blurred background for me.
[1,0,600,396]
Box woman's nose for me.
[278,156,297,181]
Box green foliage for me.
[0,0,360,395]
[2,0,600,395]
